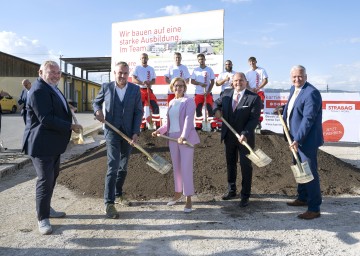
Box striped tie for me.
[233,93,240,112]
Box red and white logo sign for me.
[326,104,355,112]
[322,119,344,142]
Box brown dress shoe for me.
[287,199,307,207]
[298,211,321,220]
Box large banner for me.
[263,92,360,142]
[112,9,224,100]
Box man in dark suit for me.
[283,65,323,220]
[18,79,32,124]
[93,61,143,219]
[214,72,261,207]
[23,60,82,235]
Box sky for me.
[1,0,360,91]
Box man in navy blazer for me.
[23,60,82,235]
[93,61,143,219]
[18,79,32,124]
[283,65,323,220]
[214,72,261,207]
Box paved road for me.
[0,112,102,178]
[1,112,101,150]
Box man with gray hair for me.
[282,65,323,220]
[23,60,83,235]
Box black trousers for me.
[224,132,253,199]
[21,110,27,124]
[31,155,61,221]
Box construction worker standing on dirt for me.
[132,53,161,130]
[214,72,261,208]
[215,60,237,130]
[191,53,217,131]
[164,52,190,104]
[245,56,268,134]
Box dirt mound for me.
[58,130,360,200]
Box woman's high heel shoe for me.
[184,207,192,213]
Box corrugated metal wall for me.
[0,52,39,77]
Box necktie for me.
[233,93,240,112]
[286,89,300,129]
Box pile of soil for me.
[58,130,360,200]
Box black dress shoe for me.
[239,198,249,207]
[222,191,237,200]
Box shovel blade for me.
[74,132,95,145]
[202,122,212,132]
[290,161,314,184]
[146,154,172,174]
[246,149,272,168]
[146,122,156,130]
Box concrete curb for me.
[0,123,102,179]
[0,153,32,179]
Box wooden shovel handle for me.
[104,120,153,161]
[71,110,84,135]
[70,109,80,125]
[277,110,302,164]
[220,117,256,155]
[157,134,194,147]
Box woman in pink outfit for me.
[152,77,200,213]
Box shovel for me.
[202,88,212,132]
[146,86,156,130]
[156,134,194,148]
[277,110,314,184]
[220,117,272,168]
[71,110,94,145]
[104,120,172,175]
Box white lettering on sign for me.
[326,104,355,112]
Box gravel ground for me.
[0,134,359,256]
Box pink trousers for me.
[168,140,195,196]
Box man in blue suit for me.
[18,79,32,124]
[214,72,261,207]
[23,60,83,235]
[93,61,143,219]
[283,65,323,220]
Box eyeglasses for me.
[46,71,61,75]
[174,84,185,87]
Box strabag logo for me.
[326,104,354,112]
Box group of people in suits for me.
[214,66,323,219]
[22,58,323,235]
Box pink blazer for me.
[157,96,200,145]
